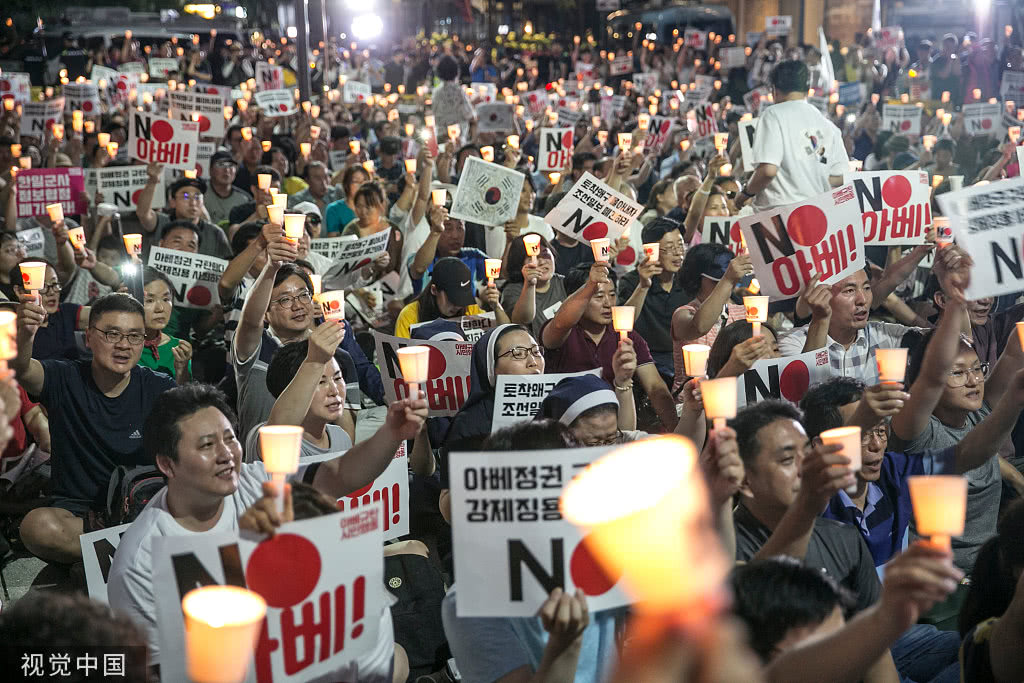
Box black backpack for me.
[104,465,166,527]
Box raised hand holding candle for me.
[480,145,495,162]
[590,237,610,263]
[507,134,520,149]
[523,234,541,265]
[67,227,86,251]
[701,376,736,430]
[46,203,64,225]
[182,586,266,683]
[404,159,417,174]
[257,173,272,190]
[820,426,862,494]
[642,243,659,262]
[19,261,46,306]
[397,345,431,399]
[97,132,111,147]
[875,348,908,383]
[713,132,729,152]
[485,258,502,286]
[319,290,345,322]
[259,424,302,511]
[612,306,635,341]
[743,295,769,337]
[122,234,142,261]
[265,204,284,225]
[682,344,710,378]
[933,216,952,247]
[908,475,967,549]
[1016,321,1024,351]
[617,132,632,150]
[431,188,447,206]
[282,213,305,243]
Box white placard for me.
[684,29,707,50]
[743,86,772,116]
[343,80,372,104]
[92,164,166,211]
[147,246,228,309]
[253,88,298,117]
[644,117,675,153]
[168,90,227,139]
[63,82,102,115]
[148,57,179,78]
[0,72,32,105]
[524,89,548,115]
[875,26,905,52]
[632,72,658,95]
[766,15,793,34]
[556,107,583,128]
[537,127,574,173]
[962,102,1003,138]
[882,104,921,136]
[336,442,410,541]
[546,172,642,245]
[16,227,46,259]
[609,55,633,77]
[255,62,284,91]
[80,523,132,604]
[127,110,200,171]
[449,156,525,227]
[721,47,747,70]
[703,216,743,255]
[738,117,758,171]
[19,97,65,137]
[849,170,932,245]
[318,230,392,286]
[372,331,473,417]
[690,103,719,141]
[491,369,603,433]
[476,103,516,133]
[737,349,832,407]
[1000,71,1024,101]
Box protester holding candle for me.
[395,257,508,338]
[501,233,567,339]
[10,260,90,361]
[139,267,192,383]
[408,203,488,296]
[706,320,781,379]
[136,171,233,260]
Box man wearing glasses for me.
[203,150,252,226]
[12,293,176,564]
[136,169,233,260]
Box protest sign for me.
[194,141,217,177]
[336,443,410,541]
[92,165,166,211]
[117,61,146,75]
[470,82,498,104]
[546,172,642,245]
[410,313,496,343]
[253,88,298,117]
[148,57,179,78]
[691,103,719,140]
[148,246,228,309]
[882,104,921,135]
[192,83,232,103]
[19,97,65,137]
[736,184,865,300]
[632,72,658,95]
[255,62,284,91]
[849,170,932,245]
[644,117,675,153]
[721,47,747,70]
[838,82,865,107]
[1000,71,1024,101]
[737,350,832,407]
[372,331,473,416]
[154,509,384,683]
[79,523,131,604]
[738,117,758,170]
[168,90,227,138]
[936,177,1024,299]
[0,72,31,106]
[609,54,633,76]
[963,102,1003,137]
[16,227,46,259]
[684,29,707,50]
[309,235,357,261]
[317,230,391,285]
[449,156,525,227]
[491,369,602,432]
[744,86,772,115]
[476,103,516,133]
[875,26,905,51]
[537,127,574,172]
[16,167,86,219]
[704,216,744,255]
[909,76,931,102]
[63,82,102,114]
[343,80,372,103]
[450,446,631,617]
[127,111,199,171]
[556,107,584,128]
[766,15,793,34]
[524,89,548,115]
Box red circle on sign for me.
[353,257,372,270]
[21,272,29,283]
[780,360,811,401]
[279,103,288,112]
[528,93,537,102]
[981,119,992,130]
[195,163,204,177]
[151,119,174,142]
[561,130,573,148]
[581,222,609,240]
[83,101,94,112]
[616,246,635,265]
[484,187,502,204]
[198,115,210,133]
[570,535,621,596]
[246,533,321,608]
[427,346,447,379]
[116,80,128,91]
[748,306,760,316]
[881,174,912,208]
[730,223,742,243]
[329,300,341,310]
[131,189,143,205]
[186,285,211,307]
[899,120,911,131]
[786,205,828,246]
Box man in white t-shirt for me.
[736,60,848,212]
[107,382,426,679]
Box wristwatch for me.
[739,188,756,201]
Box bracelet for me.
[614,380,633,392]
[739,189,755,199]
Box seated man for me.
[136,171,233,260]
[108,383,426,672]
[14,293,176,563]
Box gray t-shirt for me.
[889,403,998,572]
[203,185,252,226]
[244,421,353,467]
[153,212,233,260]
[499,275,567,340]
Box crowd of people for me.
[0,16,1023,683]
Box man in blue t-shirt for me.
[12,292,176,563]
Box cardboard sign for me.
[19,97,65,137]
[691,103,719,140]
[253,88,298,117]
[721,47,747,70]
[255,62,284,91]
[491,370,602,432]
[1000,71,1024,101]
[684,29,707,50]
[168,90,227,139]
[0,72,31,106]
[875,26,905,52]
[737,350,832,407]
[336,443,410,541]
[838,82,865,107]
[546,172,642,245]
[450,447,631,617]
[153,510,384,683]
[537,127,574,172]
[128,111,199,171]
[449,156,525,227]
[849,171,932,245]
[476,103,516,133]
[91,165,166,211]
[16,227,46,259]
[147,246,228,309]
[118,61,146,75]
[609,55,633,77]
[644,117,675,153]
[632,72,658,95]
[703,216,744,255]
[63,82,102,114]
[343,80,372,104]
[963,102,1003,137]
[192,83,232,103]
[736,184,865,300]
[16,167,86,218]
[738,117,758,171]
[766,15,793,34]
[148,57,179,78]
[882,104,921,136]
[371,331,473,417]
[319,230,392,286]
[79,523,132,604]
[410,313,496,343]
[936,177,1024,299]
[524,89,548,115]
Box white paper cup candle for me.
[875,348,909,383]
[1010,127,1021,144]
[590,237,610,263]
[820,426,862,494]
[642,243,659,262]
[182,586,266,683]
[743,295,769,337]
[0,310,14,377]
[701,376,737,430]
[265,204,284,225]
[97,132,111,147]
[523,234,541,265]
[404,159,417,174]
[349,140,360,155]
[948,176,963,191]
[637,113,650,130]
[682,343,710,378]
[933,216,953,247]
[122,234,142,260]
[319,290,345,322]
[309,273,322,298]
[507,134,520,149]
[485,258,502,286]
[908,475,968,549]
[282,213,305,243]
[67,227,86,251]
[272,193,288,208]
[257,173,272,190]
[259,424,302,511]
[1017,321,1024,351]
[922,135,937,151]
[617,132,632,150]
[612,306,634,341]
[46,203,64,225]
[431,188,447,206]
[480,146,494,162]
[713,132,728,152]
[397,345,431,398]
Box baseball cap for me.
[292,201,322,219]
[430,257,476,308]
[210,150,237,167]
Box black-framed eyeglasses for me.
[270,290,313,308]
[91,327,145,345]
[583,430,623,447]
[40,282,62,294]
[497,344,544,361]
[306,215,322,225]
[947,362,989,387]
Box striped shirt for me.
[779,321,912,385]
